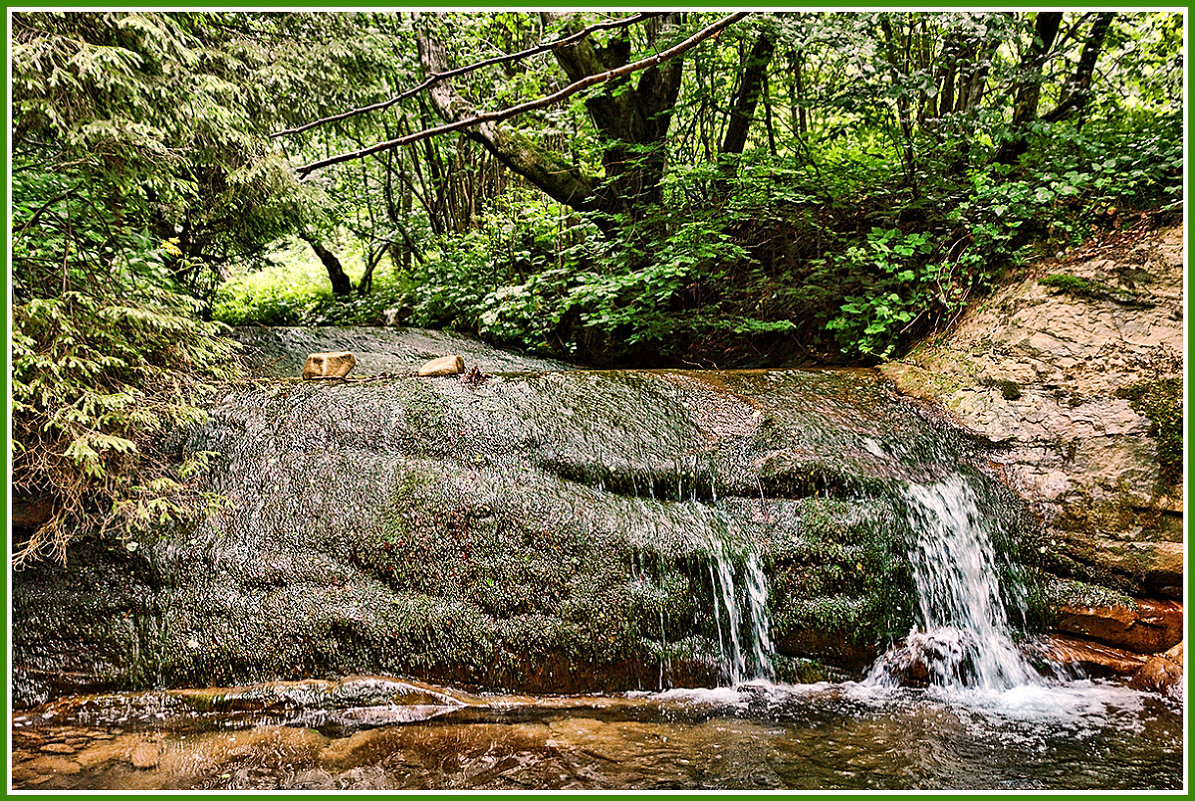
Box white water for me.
[707,540,775,685]
[866,474,1042,691]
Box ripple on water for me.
[9,677,1183,791]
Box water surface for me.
[10,676,1183,790]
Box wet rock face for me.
[1054,600,1183,655]
[12,337,1042,704]
[881,224,1184,601]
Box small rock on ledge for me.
[418,355,465,376]
[302,351,356,380]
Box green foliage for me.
[212,240,337,326]
[825,228,939,360]
[10,11,332,295]
[215,10,1182,371]
[11,283,238,566]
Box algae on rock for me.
[12,347,1047,702]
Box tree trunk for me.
[721,22,778,156]
[414,12,699,226]
[994,11,1063,165]
[1042,12,1115,128]
[301,233,353,296]
[879,15,919,196]
[547,12,686,219]
[357,246,387,296]
[416,24,600,214]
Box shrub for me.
[12,282,238,566]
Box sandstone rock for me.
[39,742,76,754]
[74,743,122,770]
[1129,640,1184,697]
[1035,634,1145,676]
[24,755,82,776]
[417,354,464,376]
[303,351,357,380]
[882,225,1184,599]
[10,764,39,784]
[129,739,164,769]
[1054,599,1183,654]
[1055,535,1184,598]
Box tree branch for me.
[272,12,666,139]
[296,12,751,179]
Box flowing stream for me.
[9,672,1182,790]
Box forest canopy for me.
[8,10,1185,563]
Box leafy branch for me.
[296,12,751,178]
[272,12,666,139]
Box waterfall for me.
[707,541,775,685]
[867,475,1040,691]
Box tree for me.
[9,11,407,563]
[269,10,1179,365]
[298,13,750,227]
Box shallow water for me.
[10,676,1183,790]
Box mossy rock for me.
[1116,377,1182,486]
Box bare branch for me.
[272,12,666,139]
[297,12,751,178]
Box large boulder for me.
[11,346,1043,705]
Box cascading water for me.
[866,474,1041,691]
[707,541,775,685]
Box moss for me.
[1035,574,1137,612]
[1116,377,1182,485]
[1038,273,1144,305]
[982,377,1023,401]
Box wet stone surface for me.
[13,334,1048,704]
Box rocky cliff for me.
[882,221,1184,685]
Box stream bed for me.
[10,675,1183,790]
